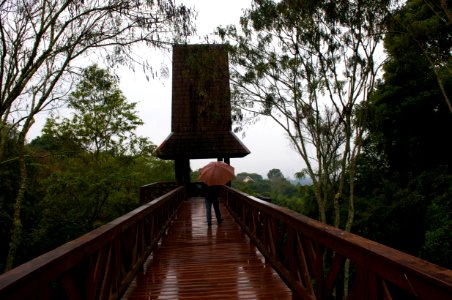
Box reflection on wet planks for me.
[122,197,291,300]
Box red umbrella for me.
[198,161,235,186]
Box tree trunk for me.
[0,110,12,163]
[4,135,26,271]
[0,124,6,164]
[316,176,327,224]
[342,150,359,299]
[342,194,355,299]
[440,0,452,26]
[4,118,33,272]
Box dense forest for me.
[1,0,451,275]
[0,65,176,271]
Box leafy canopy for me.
[44,65,145,156]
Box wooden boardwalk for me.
[122,197,292,299]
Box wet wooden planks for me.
[122,197,292,299]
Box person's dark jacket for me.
[203,185,220,201]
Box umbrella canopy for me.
[198,161,235,186]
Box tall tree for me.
[16,65,174,266]
[368,0,451,176]
[267,168,284,181]
[357,0,452,268]
[405,0,452,113]
[44,65,144,156]
[0,1,194,270]
[220,0,392,232]
[220,1,394,295]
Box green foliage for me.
[21,142,174,259]
[368,0,452,176]
[354,166,452,269]
[271,195,305,214]
[422,228,452,269]
[232,172,270,197]
[30,129,83,156]
[419,169,452,268]
[191,168,201,182]
[354,0,452,268]
[232,171,310,215]
[0,66,175,270]
[267,168,284,181]
[0,126,56,269]
[235,172,263,182]
[23,66,176,257]
[0,125,20,271]
[0,125,20,204]
[33,153,149,251]
[44,65,144,156]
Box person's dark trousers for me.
[205,197,222,225]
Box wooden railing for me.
[140,182,205,205]
[2,184,451,300]
[0,186,185,300]
[222,186,452,300]
[140,182,179,204]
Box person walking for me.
[203,184,223,226]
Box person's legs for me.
[212,198,222,224]
[205,198,212,225]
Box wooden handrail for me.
[0,186,185,300]
[222,186,452,300]
[140,182,179,204]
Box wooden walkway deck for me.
[122,197,292,299]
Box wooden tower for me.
[156,44,250,185]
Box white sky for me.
[30,0,305,179]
